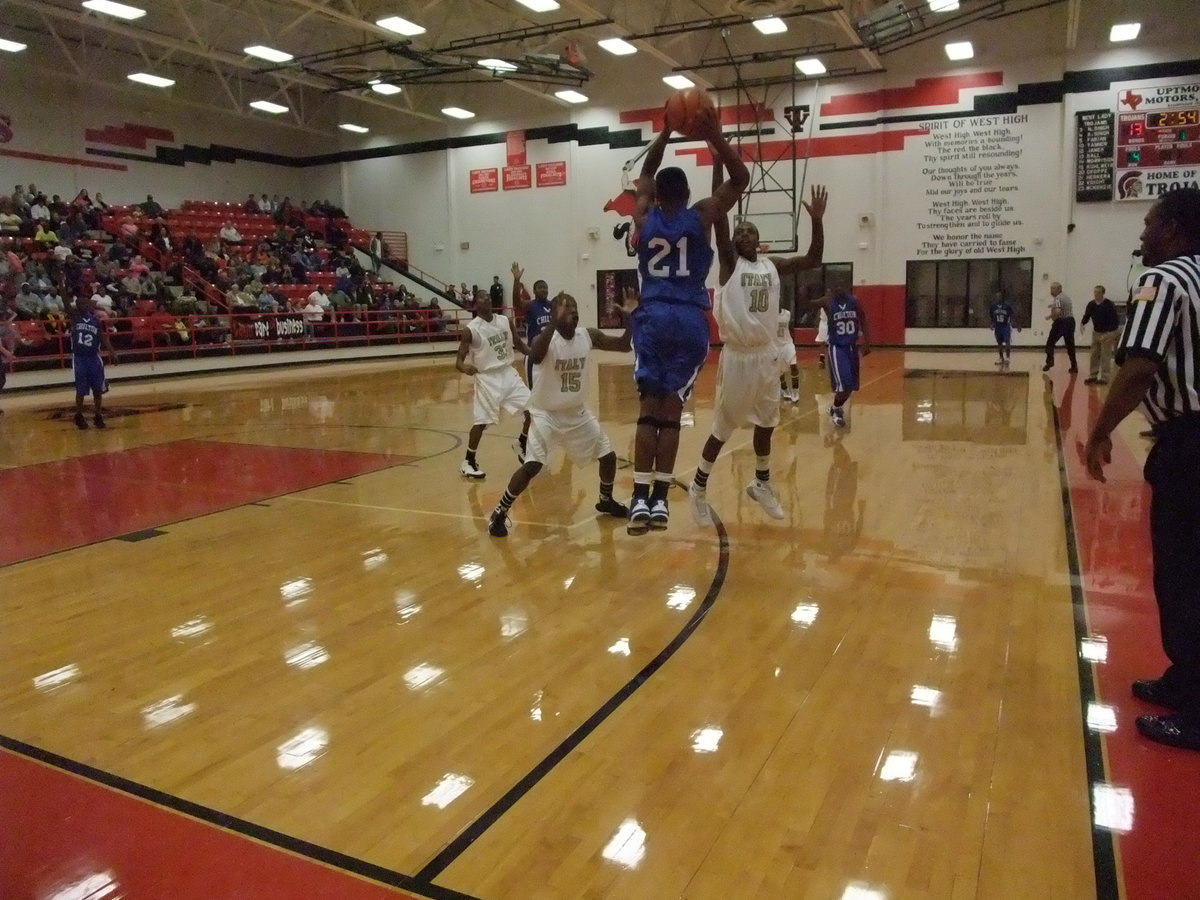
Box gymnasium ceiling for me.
[2,0,1198,137]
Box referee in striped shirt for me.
[1085,187,1200,753]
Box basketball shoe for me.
[830,405,846,428]
[688,482,712,527]
[627,497,651,535]
[74,412,88,430]
[487,508,510,537]
[460,459,485,479]
[746,480,785,519]
[595,497,629,518]
[648,498,669,530]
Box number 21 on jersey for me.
[646,236,691,277]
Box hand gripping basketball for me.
[664,88,717,139]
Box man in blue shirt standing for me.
[627,112,749,534]
[69,296,116,429]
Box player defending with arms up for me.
[627,109,750,535]
[687,166,827,526]
[487,289,635,537]
[510,260,553,462]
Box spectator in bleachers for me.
[33,220,58,247]
[120,270,142,298]
[369,232,385,273]
[93,192,111,213]
[28,194,50,223]
[59,211,87,244]
[226,281,256,310]
[148,221,172,255]
[14,282,42,319]
[260,193,273,214]
[119,215,140,239]
[72,188,93,211]
[0,199,21,234]
[307,284,331,315]
[219,220,243,245]
[41,288,66,331]
[140,194,164,218]
[302,294,325,335]
[257,286,279,312]
[49,194,69,223]
[21,184,37,207]
[10,185,25,210]
[0,296,23,352]
[242,194,260,214]
[128,255,151,278]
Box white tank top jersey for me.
[715,256,779,350]
[468,314,515,372]
[530,327,592,412]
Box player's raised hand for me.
[802,185,828,220]
[510,261,523,281]
[614,285,640,318]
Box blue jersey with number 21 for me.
[637,206,713,309]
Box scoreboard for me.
[1114,83,1200,200]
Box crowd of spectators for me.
[0,181,451,361]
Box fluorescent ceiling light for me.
[339,123,369,133]
[796,57,826,75]
[753,17,788,35]
[515,0,560,10]
[370,82,402,95]
[249,100,288,114]
[376,15,426,36]
[944,40,974,60]
[1109,22,1140,42]
[663,74,695,89]
[442,107,475,119]
[82,0,146,20]
[555,89,588,104]
[598,37,636,56]
[244,45,293,63]
[928,0,959,10]
[479,58,519,72]
[127,72,175,88]
[0,38,28,53]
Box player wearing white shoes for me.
[776,307,800,403]
[687,174,827,527]
[455,288,531,479]
[487,290,634,537]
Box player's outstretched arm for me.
[633,126,671,231]
[773,185,827,274]
[711,157,737,285]
[511,261,530,315]
[591,286,637,353]
[694,113,749,225]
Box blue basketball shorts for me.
[828,344,860,393]
[73,354,106,395]
[993,324,1012,345]
[631,301,709,400]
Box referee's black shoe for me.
[1132,677,1185,710]
[1136,713,1200,752]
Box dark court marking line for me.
[1050,396,1121,900]
[416,504,731,883]
[0,737,480,900]
[116,528,167,542]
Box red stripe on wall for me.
[619,102,772,131]
[84,122,176,149]
[820,72,1005,116]
[0,147,127,171]
[675,127,927,165]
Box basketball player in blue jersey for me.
[988,291,1019,368]
[823,284,869,428]
[69,296,116,429]
[626,114,750,534]
[511,260,553,463]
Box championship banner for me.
[470,168,498,193]
[506,130,526,167]
[502,165,531,190]
[536,161,567,187]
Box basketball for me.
[664,87,716,139]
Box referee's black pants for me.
[1045,317,1077,369]
[1146,414,1200,716]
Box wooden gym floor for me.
[0,348,1196,900]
